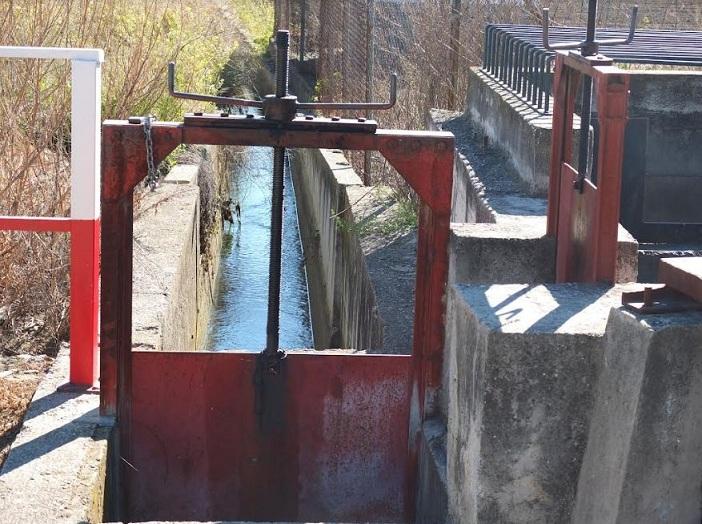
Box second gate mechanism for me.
[168,30,398,424]
[544,0,638,282]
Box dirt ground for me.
[0,317,60,467]
[0,353,52,467]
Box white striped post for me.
[0,47,103,387]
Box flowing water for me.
[207,146,314,350]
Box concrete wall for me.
[132,159,223,352]
[291,148,384,350]
[621,72,702,244]
[466,68,556,196]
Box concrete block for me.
[615,224,639,284]
[445,283,623,524]
[573,307,702,524]
[449,217,555,285]
[132,183,200,352]
[0,349,114,523]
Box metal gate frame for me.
[547,52,630,282]
[99,116,454,519]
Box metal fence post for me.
[449,0,462,108]
[299,0,307,62]
[70,57,102,386]
[363,0,375,185]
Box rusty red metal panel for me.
[127,351,412,523]
[549,57,629,283]
[556,164,599,282]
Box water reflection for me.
[207,147,313,351]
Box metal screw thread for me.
[276,30,290,98]
[265,146,286,355]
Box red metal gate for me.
[547,53,630,282]
[100,119,453,522]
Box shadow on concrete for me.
[460,283,611,335]
[0,407,104,475]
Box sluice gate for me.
[101,30,453,522]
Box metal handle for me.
[297,73,398,111]
[168,62,263,108]
[542,5,638,52]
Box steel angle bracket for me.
[622,285,702,314]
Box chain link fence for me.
[273,0,697,189]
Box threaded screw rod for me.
[264,30,291,358]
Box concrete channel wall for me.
[132,158,223,352]
[291,148,384,350]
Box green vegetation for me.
[230,0,275,54]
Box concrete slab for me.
[0,348,114,523]
[444,283,632,523]
[659,256,702,302]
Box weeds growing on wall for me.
[0,0,234,353]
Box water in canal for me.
[207,146,314,351]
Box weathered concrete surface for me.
[0,348,114,523]
[291,148,384,351]
[132,159,223,352]
[573,307,702,524]
[466,68,567,196]
[416,417,449,524]
[621,72,702,244]
[449,218,556,285]
[430,110,638,285]
[133,181,200,351]
[444,283,628,524]
[449,218,636,286]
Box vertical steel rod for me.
[265,30,290,356]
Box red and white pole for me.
[0,47,103,387]
[69,56,102,386]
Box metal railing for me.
[482,24,702,114]
[0,46,103,387]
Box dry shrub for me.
[0,0,234,353]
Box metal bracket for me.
[622,285,702,314]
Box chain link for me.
[143,115,158,191]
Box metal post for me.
[299,0,307,63]
[0,47,103,388]
[70,57,102,386]
[449,0,462,109]
[363,0,375,185]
